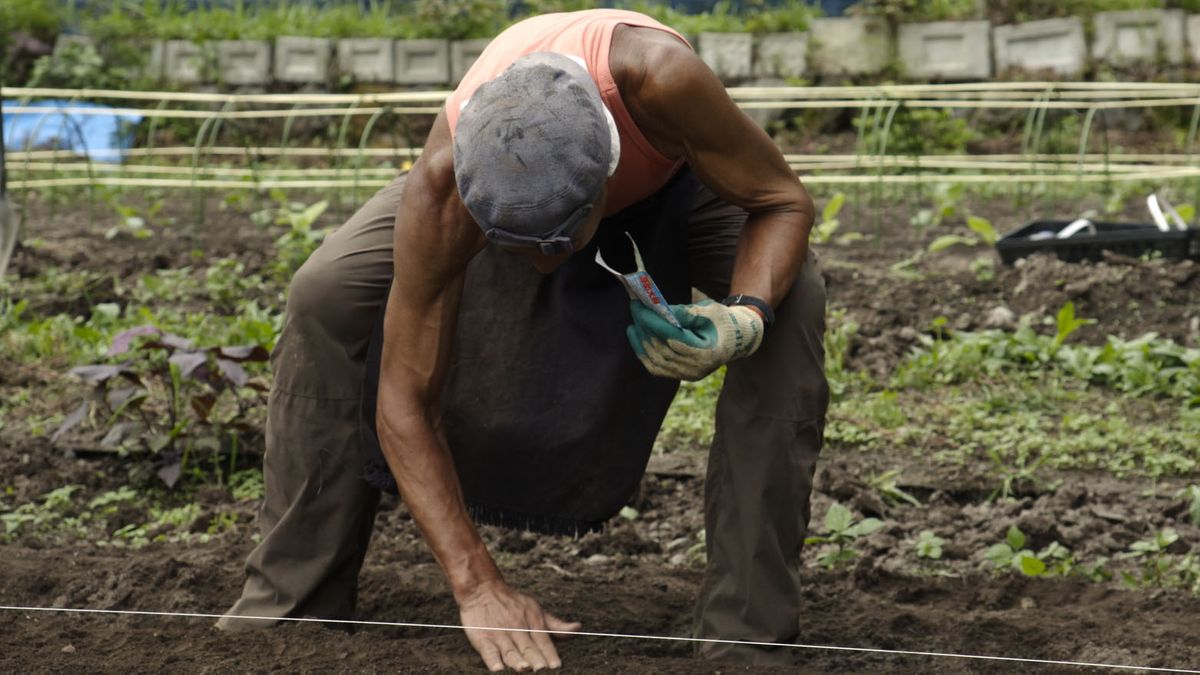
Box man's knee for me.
[285,258,344,325]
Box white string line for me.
[1,605,1196,673]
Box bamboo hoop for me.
[10,166,1200,191]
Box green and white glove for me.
[625,300,764,381]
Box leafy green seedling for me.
[0,485,83,538]
[230,470,265,502]
[1175,485,1200,526]
[928,234,976,253]
[928,215,998,254]
[985,526,1044,576]
[984,526,1078,578]
[1052,301,1094,352]
[805,503,884,569]
[811,192,845,245]
[987,448,1053,502]
[1121,529,1180,588]
[868,469,921,507]
[966,216,998,246]
[915,530,944,560]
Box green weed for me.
[811,192,845,245]
[805,503,884,569]
[914,530,945,560]
[984,525,1077,577]
[1177,485,1200,527]
[869,469,922,507]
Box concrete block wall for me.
[120,13,1200,90]
[993,17,1086,77]
[899,20,991,80]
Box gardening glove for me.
[625,300,764,381]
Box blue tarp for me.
[1,100,142,163]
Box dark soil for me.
[3,450,1199,673]
[3,192,1200,672]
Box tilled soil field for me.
[2,191,1199,672]
[3,454,1200,673]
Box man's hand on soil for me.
[457,579,581,671]
[626,300,764,381]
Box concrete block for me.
[993,17,1086,77]
[216,40,270,86]
[754,32,808,79]
[274,36,332,84]
[450,39,491,84]
[337,38,394,83]
[810,17,892,76]
[899,20,992,80]
[395,39,450,85]
[146,41,165,81]
[163,40,209,85]
[1187,15,1200,64]
[699,32,753,81]
[1092,9,1185,66]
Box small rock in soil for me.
[61,645,75,654]
[984,305,1016,329]
[585,554,610,566]
[665,537,691,552]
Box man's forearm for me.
[729,202,815,307]
[377,403,501,599]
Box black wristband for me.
[722,294,774,330]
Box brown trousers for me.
[219,174,829,665]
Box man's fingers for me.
[510,628,549,671]
[476,639,506,673]
[502,642,532,672]
[526,617,563,668]
[544,612,582,637]
[630,301,685,341]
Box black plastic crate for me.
[995,220,1200,265]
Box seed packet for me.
[594,233,682,329]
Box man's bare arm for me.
[619,28,816,307]
[376,115,495,595]
[375,113,579,672]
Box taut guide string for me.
[1,604,1197,673]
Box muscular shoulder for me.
[398,112,485,263]
[611,25,728,160]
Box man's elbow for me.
[793,184,816,234]
[377,382,438,445]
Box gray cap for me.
[453,52,612,251]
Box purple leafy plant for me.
[56,325,269,487]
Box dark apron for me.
[361,171,698,534]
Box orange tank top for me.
[445,10,689,217]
